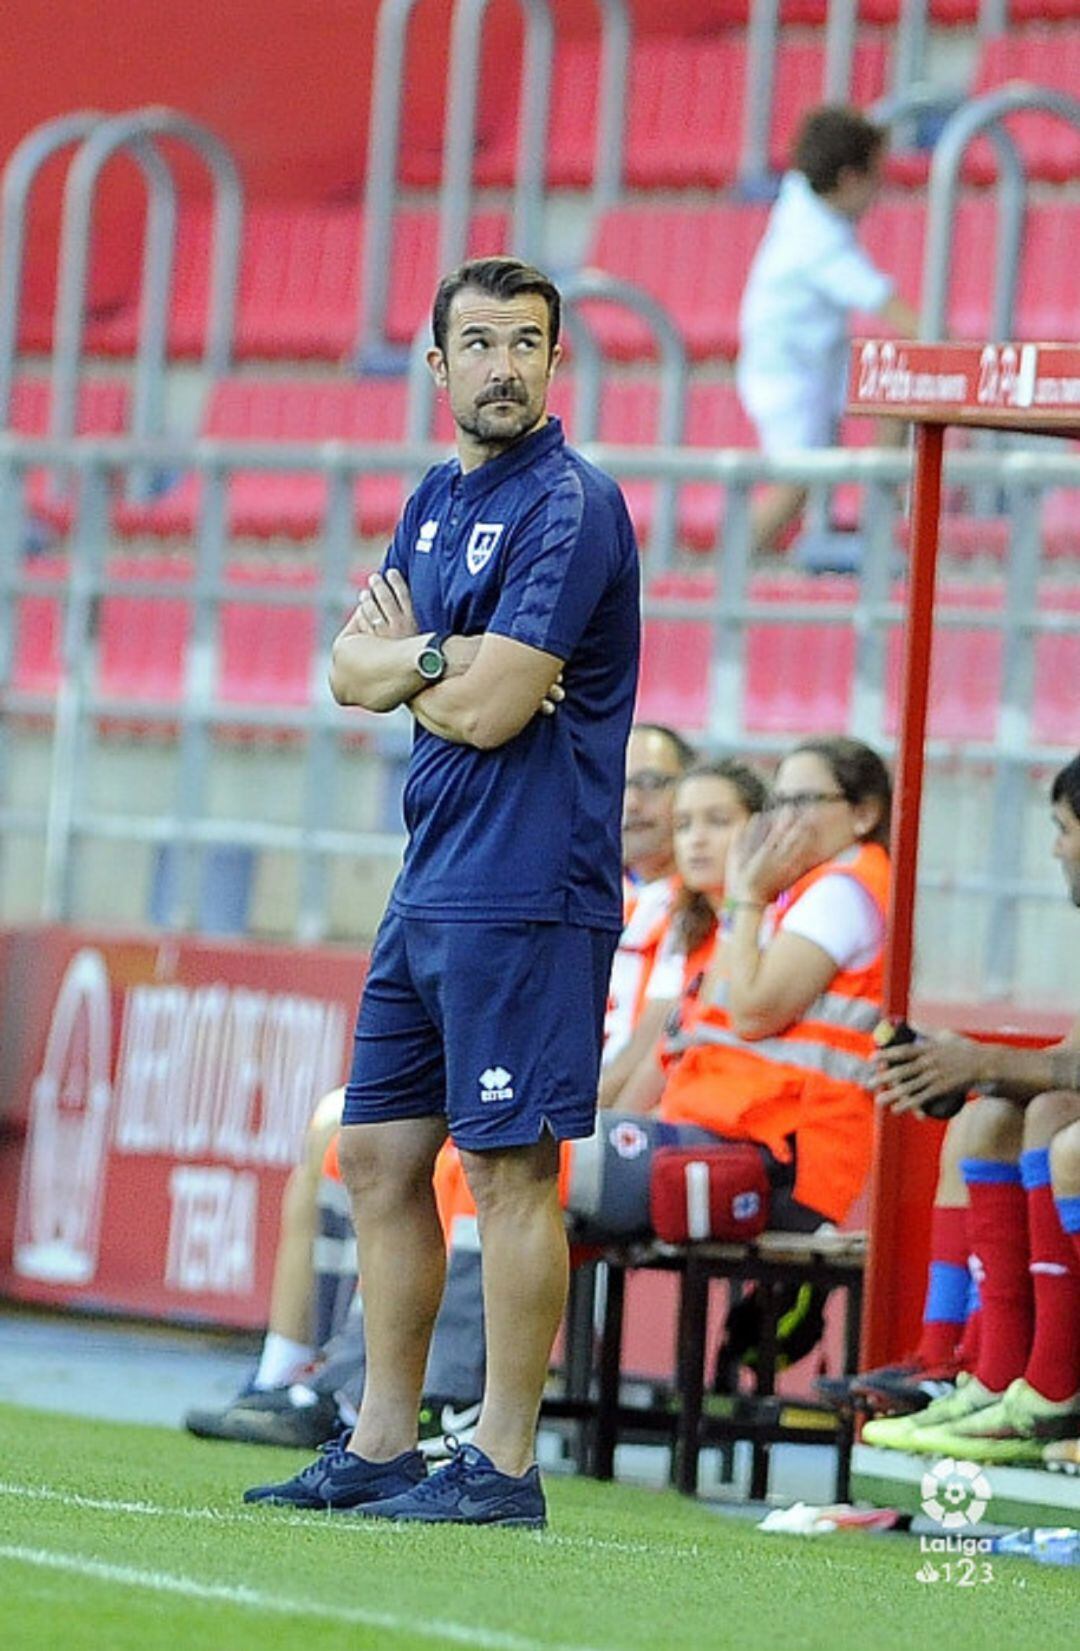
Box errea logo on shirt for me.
[465,522,504,575]
[479,1066,514,1103]
[415,519,439,554]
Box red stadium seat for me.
[89,205,509,363]
[6,377,130,533]
[95,557,322,713]
[680,382,758,551]
[637,572,715,731]
[967,29,1080,185]
[887,24,1080,187]
[639,573,1079,743]
[583,203,770,361]
[10,555,66,696]
[113,378,412,541]
[860,195,1080,344]
[1033,587,1080,746]
[97,556,192,704]
[5,377,128,437]
[481,34,888,192]
[547,376,755,550]
[218,564,318,709]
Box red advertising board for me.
[0,926,366,1328]
[849,339,1080,435]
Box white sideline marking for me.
[0,1480,704,1560]
[0,1543,605,1651]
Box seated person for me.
[571,736,892,1242]
[604,756,769,1116]
[863,751,1080,1461]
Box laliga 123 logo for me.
[920,1458,992,1529]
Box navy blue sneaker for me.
[243,1430,426,1509]
[355,1442,546,1528]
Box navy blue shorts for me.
[342,910,618,1151]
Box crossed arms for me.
[329,569,564,750]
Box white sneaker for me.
[418,1399,482,1461]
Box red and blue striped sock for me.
[915,1204,969,1366]
[961,1157,1032,1395]
[1021,1148,1080,1403]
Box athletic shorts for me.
[737,372,840,455]
[342,910,618,1151]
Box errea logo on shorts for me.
[479,1066,514,1103]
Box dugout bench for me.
[542,1229,867,1502]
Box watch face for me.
[417,646,444,681]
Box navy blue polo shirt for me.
[380,418,640,930]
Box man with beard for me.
[245,258,639,1528]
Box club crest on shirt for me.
[465,522,504,575]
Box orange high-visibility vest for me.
[659,842,890,1223]
[604,873,681,1060]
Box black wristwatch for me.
[416,632,452,683]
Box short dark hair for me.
[794,105,886,195]
[431,257,562,357]
[1051,755,1080,820]
[632,722,697,773]
[788,736,893,847]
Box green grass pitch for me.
[0,1403,1073,1651]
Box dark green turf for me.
[0,1404,1073,1651]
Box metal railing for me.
[1,431,1077,996]
[356,0,631,365]
[0,109,241,448]
[922,83,1080,342]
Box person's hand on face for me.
[725,809,819,906]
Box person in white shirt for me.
[737,105,919,554]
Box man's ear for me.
[547,341,563,380]
[427,347,448,388]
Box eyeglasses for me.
[766,790,848,813]
[625,770,678,793]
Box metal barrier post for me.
[922,85,1080,342]
[984,482,1041,996]
[49,108,241,501]
[356,0,425,368]
[890,0,930,116]
[591,1,631,217]
[438,0,555,278]
[823,0,858,105]
[560,270,688,566]
[167,454,226,930]
[738,0,781,196]
[0,111,102,429]
[40,458,110,921]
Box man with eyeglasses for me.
[601,723,696,1095]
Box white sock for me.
[253,1332,314,1390]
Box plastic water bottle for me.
[990,1528,1080,1567]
